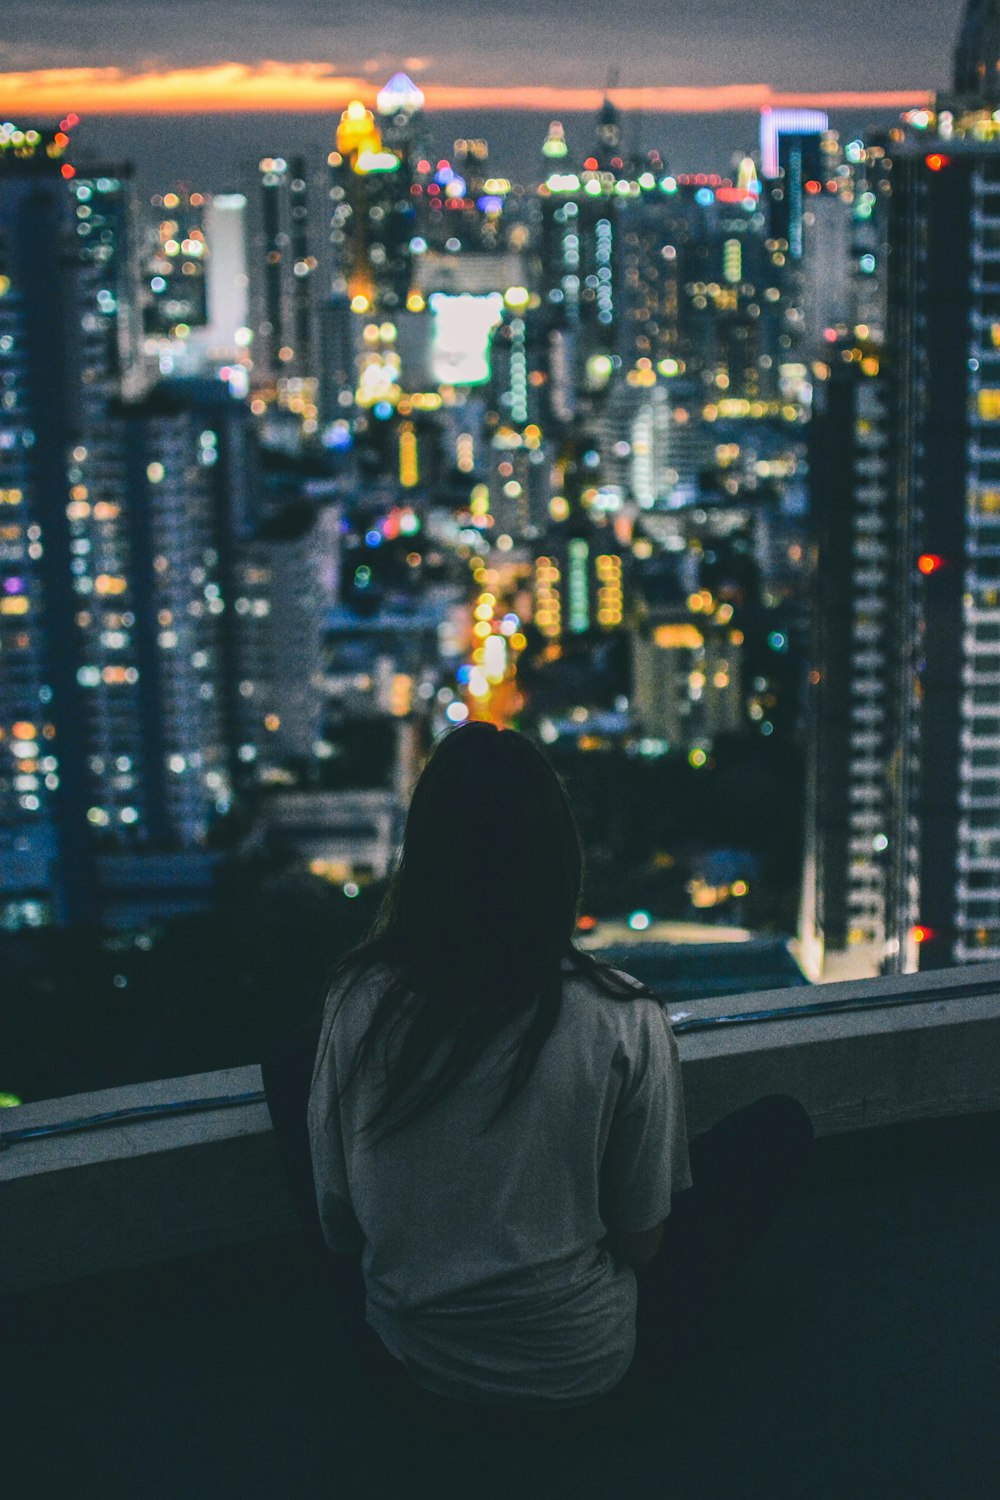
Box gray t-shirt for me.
[307,961,691,1409]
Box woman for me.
[306,722,813,1437]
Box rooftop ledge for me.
[3,961,1000,1297]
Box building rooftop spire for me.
[376,72,425,117]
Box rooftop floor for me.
[7,1110,1000,1500]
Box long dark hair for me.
[323,721,654,1144]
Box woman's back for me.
[307,959,690,1410]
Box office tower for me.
[0,127,151,927]
[631,606,743,750]
[143,187,210,339]
[113,380,254,845]
[799,346,892,981]
[199,192,250,366]
[247,154,321,386]
[954,0,1000,96]
[232,495,341,773]
[329,83,420,318]
[531,517,626,642]
[759,108,829,259]
[880,122,1000,971]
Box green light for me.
[0,1092,22,1108]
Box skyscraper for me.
[0,125,137,927]
[954,0,1000,98]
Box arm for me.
[608,1220,665,1267]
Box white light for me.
[445,701,469,723]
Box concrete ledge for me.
[674,962,1000,1136]
[3,963,1000,1296]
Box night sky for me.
[0,1,966,187]
[1,1,962,89]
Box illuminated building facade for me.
[328,81,423,318]
[248,154,321,386]
[531,525,626,641]
[631,608,743,751]
[881,124,1000,971]
[800,349,892,980]
[0,120,259,928]
[232,496,341,773]
[143,187,210,339]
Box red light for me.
[576,914,597,931]
[918,553,945,574]
[911,925,935,944]
[436,159,450,171]
[583,157,598,171]
[804,180,822,195]
[60,163,75,179]
[823,327,838,343]
[611,156,623,169]
[65,113,79,127]
[416,160,431,174]
[926,154,950,172]
[54,132,69,148]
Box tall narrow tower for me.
[954,0,1000,99]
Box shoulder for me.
[560,962,666,1040]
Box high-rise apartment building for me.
[247,154,321,387]
[803,0,1000,975]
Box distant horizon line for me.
[0,64,933,118]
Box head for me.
[381,722,583,986]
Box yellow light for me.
[504,286,531,310]
[474,602,493,621]
[473,620,492,639]
[12,721,36,739]
[549,496,570,521]
[687,592,705,613]
[94,575,127,596]
[264,713,281,731]
[688,748,708,768]
[351,294,370,313]
[510,632,527,651]
[406,291,426,312]
[399,423,419,488]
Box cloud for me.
[0,62,932,116]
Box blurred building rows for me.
[2,0,1000,979]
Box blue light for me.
[456,664,473,683]
[477,194,503,214]
[373,400,393,420]
[860,253,876,274]
[365,529,382,547]
[323,423,353,451]
[695,187,714,206]
[768,630,788,652]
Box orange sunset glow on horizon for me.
[0,63,932,117]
